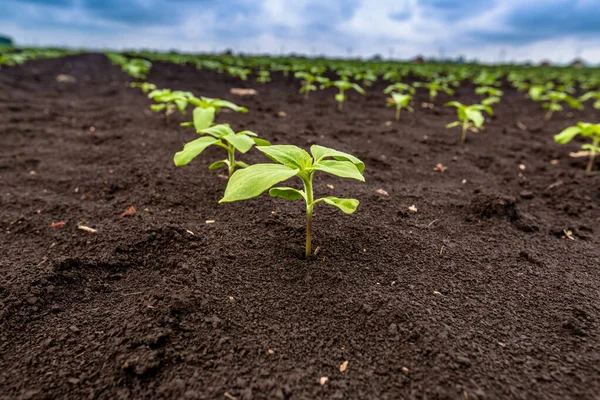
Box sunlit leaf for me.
[220,164,299,203]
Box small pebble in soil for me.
[520,190,534,199]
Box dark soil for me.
[1,54,599,400]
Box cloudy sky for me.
[1,0,599,64]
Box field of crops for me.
[1,48,599,399]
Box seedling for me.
[227,66,252,80]
[445,101,493,143]
[130,82,157,94]
[540,91,583,121]
[174,120,270,177]
[387,92,414,121]
[322,80,366,110]
[122,58,152,79]
[148,89,192,122]
[295,72,328,99]
[579,91,600,109]
[383,83,416,95]
[257,70,271,84]
[475,86,503,108]
[354,70,377,87]
[554,122,600,173]
[413,81,454,102]
[220,144,365,258]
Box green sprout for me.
[541,91,583,121]
[220,145,365,258]
[579,91,600,110]
[387,92,414,121]
[555,122,600,173]
[130,82,157,94]
[322,80,366,111]
[413,81,454,102]
[295,72,329,99]
[354,70,377,87]
[475,86,503,108]
[445,101,493,143]
[227,66,252,80]
[257,70,271,84]
[148,89,192,122]
[174,118,270,177]
[122,58,152,79]
[383,82,416,95]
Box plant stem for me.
[545,109,553,121]
[302,176,314,259]
[461,121,468,143]
[395,106,400,121]
[338,101,343,111]
[304,90,309,100]
[227,147,236,177]
[227,146,235,178]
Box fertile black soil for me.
[1,54,599,400]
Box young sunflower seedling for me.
[475,86,503,108]
[445,101,493,143]
[413,81,454,102]
[540,91,583,121]
[122,58,152,79]
[322,80,366,111]
[295,72,329,99]
[148,89,192,123]
[226,66,252,81]
[554,122,600,173]
[130,82,157,94]
[579,91,600,110]
[383,82,416,95]
[174,119,270,177]
[220,144,365,258]
[387,92,414,121]
[257,70,271,84]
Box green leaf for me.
[256,145,312,169]
[335,93,346,103]
[174,136,219,166]
[319,197,359,214]
[446,121,461,128]
[209,160,227,170]
[223,133,255,153]
[238,130,257,137]
[465,108,484,128]
[310,160,365,181]
[252,137,271,146]
[269,187,306,201]
[352,84,366,95]
[220,164,299,203]
[175,99,188,114]
[210,99,248,113]
[151,104,166,112]
[235,160,250,168]
[193,107,215,131]
[200,124,235,138]
[554,126,581,144]
[445,101,463,108]
[581,143,600,152]
[310,145,365,173]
